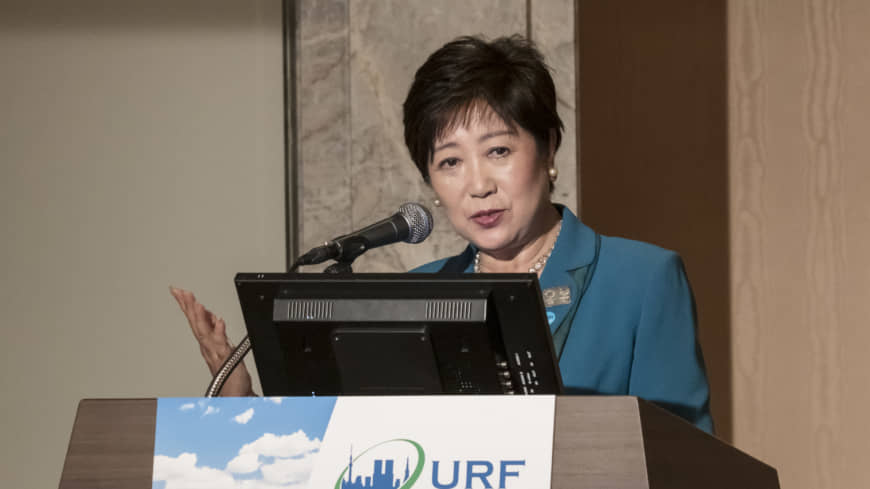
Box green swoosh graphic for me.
[333,438,425,489]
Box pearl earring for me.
[433,198,441,207]
[548,167,559,181]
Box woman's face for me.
[428,110,554,256]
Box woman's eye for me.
[438,158,459,168]
[489,146,510,158]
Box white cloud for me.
[234,408,255,425]
[238,430,321,459]
[235,481,287,489]
[203,405,220,417]
[260,451,317,485]
[155,430,320,489]
[264,397,283,405]
[153,452,237,489]
[237,479,300,489]
[179,403,196,411]
[155,453,297,489]
[226,430,321,479]
[226,452,261,474]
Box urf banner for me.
[152,396,555,489]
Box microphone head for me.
[398,202,434,244]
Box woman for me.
[172,35,713,433]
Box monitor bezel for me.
[234,273,564,396]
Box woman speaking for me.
[171,35,713,433]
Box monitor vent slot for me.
[287,299,334,320]
[426,300,473,321]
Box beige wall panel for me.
[298,0,353,254]
[0,2,284,488]
[839,2,870,481]
[729,0,783,457]
[729,1,870,487]
[531,0,578,211]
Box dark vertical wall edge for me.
[573,0,582,215]
[526,0,533,40]
[576,0,732,440]
[283,0,299,270]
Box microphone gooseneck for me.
[205,336,252,397]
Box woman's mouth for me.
[470,209,504,227]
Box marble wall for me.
[297,0,577,272]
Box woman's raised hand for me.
[169,286,255,396]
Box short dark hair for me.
[403,35,564,182]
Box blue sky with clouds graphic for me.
[152,397,336,489]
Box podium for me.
[58,396,778,489]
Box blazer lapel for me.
[539,205,599,334]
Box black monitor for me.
[235,273,563,396]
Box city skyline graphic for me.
[340,445,411,489]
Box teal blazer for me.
[411,206,714,433]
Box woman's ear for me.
[547,128,558,164]
[426,184,442,208]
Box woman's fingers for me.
[192,302,207,336]
[170,287,199,328]
[172,287,214,340]
[171,289,229,361]
[214,316,227,338]
[170,289,198,334]
[169,286,186,314]
[169,285,255,396]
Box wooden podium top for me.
[58,396,778,489]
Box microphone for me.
[296,202,434,266]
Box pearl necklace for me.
[474,219,562,274]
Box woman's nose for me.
[468,160,496,198]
